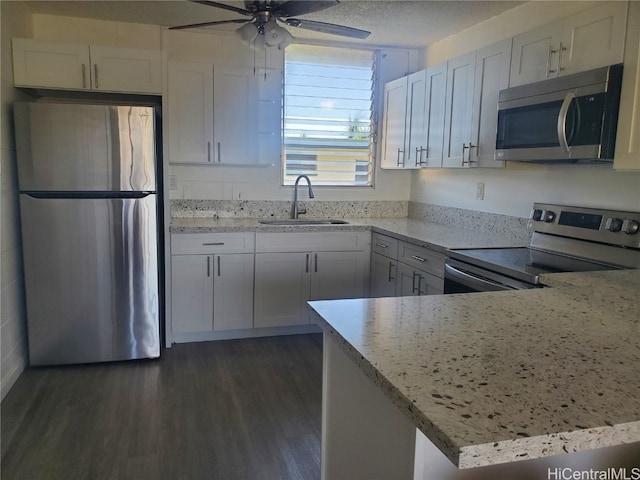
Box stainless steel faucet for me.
[291,175,315,219]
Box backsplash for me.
[170,199,531,243]
[408,202,532,244]
[171,200,409,219]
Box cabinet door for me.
[614,0,640,170]
[213,254,254,331]
[442,52,476,168]
[380,76,408,169]
[509,22,562,87]
[213,65,258,164]
[423,63,447,168]
[370,252,397,298]
[89,45,161,94]
[254,253,311,328]
[311,251,369,301]
[395,262,420,297]
[405,70,427,168]
[171,255,213,334]
[12,38,90,90]
[469,39,511,168]
[559,2,627,76]
[168,61,214,164]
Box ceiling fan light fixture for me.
[263,20,289,47]
[236,21,259,46]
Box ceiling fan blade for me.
[189,0,252,16]
[284,18,370,39]
[170,18,249,30]
[274,1,340,18]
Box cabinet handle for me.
[206,256,211,277]
[305,253,309,273]
[412,271,420,293]
[81,64,87,88]
[416,147,428,166]
[557,42,567,72]
[94,64,99,88]
[388,261,395,282]
[462,143,470,166]
[207,141,211,162]
[418,274,426,295]
[202,242,224,246]
[411,255,426,263]
[396,148,404,167]
[375,242,388,248]
[314,253,318,273]
[217,142,221,163]
[546,45,559,77]
[217,256,221,277]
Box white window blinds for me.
[283,44,376,186]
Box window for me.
[283,44,376,186]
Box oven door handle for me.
[444,264,514,292]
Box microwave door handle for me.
[557,91,576,154]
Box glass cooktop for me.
[447,247,619,284]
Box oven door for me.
[444,259,538,293]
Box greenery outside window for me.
[283,44,376,186]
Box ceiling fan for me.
[170,0,371,49]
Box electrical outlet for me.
[476,182,485,201]
[169,175,178,190]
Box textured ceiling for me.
[22,0,524,48]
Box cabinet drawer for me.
[171,232,255,254]
[256,232,370,253]
[398,241,445,278]
[371,232,399,259]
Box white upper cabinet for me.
[442,52,476,168]
[404,70,428,168]
[88,45,162,94]
[422,62,447,169]
[167,61,257,165]
[380,76,409,169]
[213,65,257,165]
[12,38,161,94]
[614,0,640,171]
[510,2,627,87]
[168,61,214,164]
[469,39,512,168]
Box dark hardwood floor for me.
[1,333,323,480]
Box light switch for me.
[476,182,485,201]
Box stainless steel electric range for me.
[444,203,640,293]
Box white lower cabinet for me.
[370,232,445,297]
[170,233,255,342]
[254,232,370,329]
[396,262,443,296]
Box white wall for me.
[1,1,33,400]
[413,1,640,218]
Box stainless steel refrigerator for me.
[14,102,160,366]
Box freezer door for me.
[20,194,159,365]
[14,102,156,192]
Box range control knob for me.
[605,218,623,232]
[622,219,640,235]
[541,210,555,223]
[532,209,543,221]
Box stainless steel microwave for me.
[495,64,623,163]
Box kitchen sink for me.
[259,219,349,225]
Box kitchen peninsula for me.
[309,269,640,479]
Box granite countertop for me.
[308,269,640,469]
[170,217,528,252]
